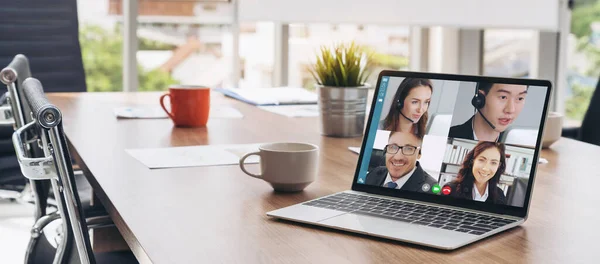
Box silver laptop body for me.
[268,71,552,250]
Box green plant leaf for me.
[309,41,371,87]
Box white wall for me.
[239,0,560,31]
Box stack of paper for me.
[215,87,318,106]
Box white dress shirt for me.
[472,182,489,202]
[382,166,418,189]
[472,118,479,140]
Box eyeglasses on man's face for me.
[384,144,420,156]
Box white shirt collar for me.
[471,117,478,140]
[472,182,489,202]
[383,166,418,189]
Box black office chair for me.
[0,0,88,200]
[0,0,100,213]
[1,55,117,263]
[562,77,600,146]
[1,55,101,212]
[0,55,45,206]
[0,54,50,225]
[0,0,87,93]
[15,78,137,264]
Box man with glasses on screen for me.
[365,131,437,192]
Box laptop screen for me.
[354,72,550,213]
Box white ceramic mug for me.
[542,111,563,148]
[239,142,319,192]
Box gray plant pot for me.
[317,84,371,137]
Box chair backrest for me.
[579,78,600,146]
[20,77,95,264]
[1,54,31,128]
[1,55,50,220]
[0,0,86,93]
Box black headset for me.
[395,97,404,111]
[471,82,496,130]
[471,82,486,109]
[395,87,417,123]
[395,82,411,111]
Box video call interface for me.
[356,76,549,208]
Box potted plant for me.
[310,42,372,137]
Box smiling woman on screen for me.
[444,141,507,205]
[380,78,432,139]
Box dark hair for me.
[477,82,494,95]
[382,78,432,138]
[477,82,528,96]
[452,141,506,202]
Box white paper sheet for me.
[126,143,262,169]
[258,104,319,117]
[114,106,243,119]
[217,87,317,105]
[348,146,360,154]
[114,106,168,119]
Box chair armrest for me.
[562,127,580,139]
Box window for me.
[288,23,410,90]
[483,29,535,78]
[78,0,124,92]
[79,1,409,91]
[565,0,600,125]
[237,22,275,89]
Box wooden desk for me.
[49,92,600,263]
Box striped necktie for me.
[385,182,398,189]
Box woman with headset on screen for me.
[379,78,432,138]
[444,141,507,204]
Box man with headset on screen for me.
[365,131,437,192]
[448,82,528,142]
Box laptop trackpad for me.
[267,205,347,223]
[319,213,472,249]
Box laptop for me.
[267,70,552,250]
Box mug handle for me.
[159,93,175,120]
[239,152,262,179]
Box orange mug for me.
[160,85,210,127]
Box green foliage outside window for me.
[79,24,178,92]
[571,0,600,38]
[566,83,594,120]
[566,0,600,121]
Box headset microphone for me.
[399,111,416,124]
[396,98,416,123]
[477,111,496,130]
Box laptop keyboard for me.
[303,193,517,235]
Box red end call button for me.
[442,186,452,195]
